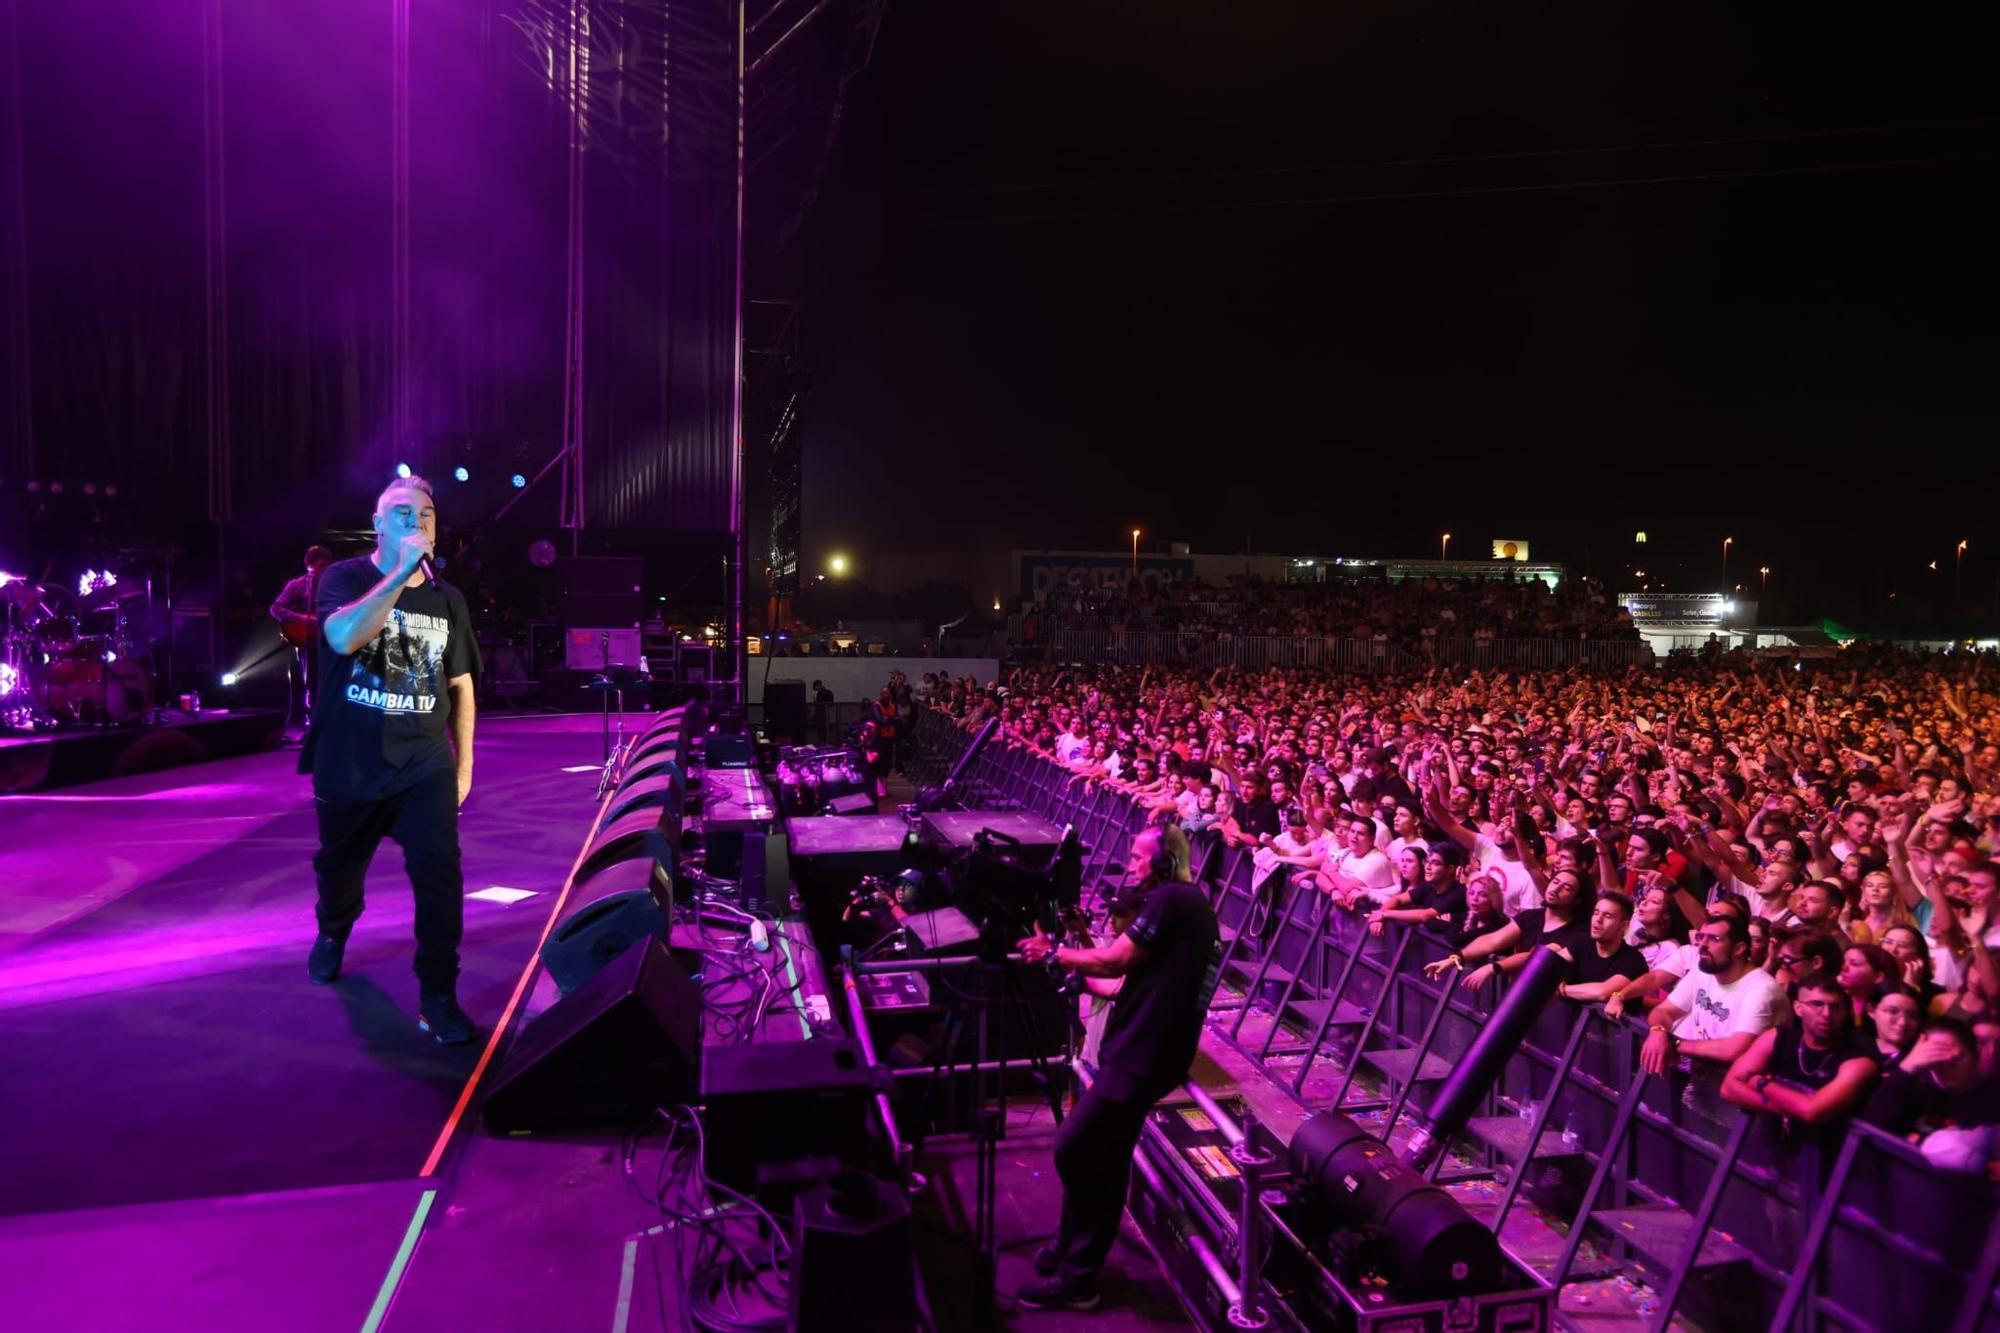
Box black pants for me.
[1050,1082,1160,1286]
[312,768,463,992]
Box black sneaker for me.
[1015,1276,1100,1311]
[1032,1241,1062,1278]
[418,992,475,1045]
[307,933,347,985]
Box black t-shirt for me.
[1568,939,1648,987]
[1407,878,1468,935]
[1764,1026,1880,1156]
[1864,1066,2000,1136]
[301,557,481,799]
[1097,880,1221,1102]
[1444,910,1510,953]
[1233,797,1281,841]
[1512,907,1592,958]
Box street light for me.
[1440,532,1451,562]
[1131,528,1141,580]
[1722,536,1733,586]
[1956,540,1968,602]
[1759,565,1770,594]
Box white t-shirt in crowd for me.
[1054,732,1089,763]
[1633,934,1697,977]
[1473,835,1544,914]
[1749,892,1801,931]
[1387,835,1429,866]
[1254,828,1320,878]
[1329,846,1395,903]
[1665,966,1789,1044]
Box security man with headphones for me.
[1015,825,1221,1310]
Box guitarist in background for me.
[271,546,334,722]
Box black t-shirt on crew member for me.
[1097,880,1221,1103]
[1568,940,1648,988]
[301,556,481,800]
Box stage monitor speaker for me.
[483,938,702,1134]
[788,1171,914,1333]
[540,888,668,994]
[763,679,807,743]
[698,1037,874,1191]
[738,830,788,914]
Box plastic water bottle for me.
[1561,1108,1582,1152]
[638,654,650,677]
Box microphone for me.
[417,553,444,584]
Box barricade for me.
[907,706,2000,1330]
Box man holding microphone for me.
[300,474,482,1043]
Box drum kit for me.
[1,563,160,730]
[774,743,868,815]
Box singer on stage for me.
[1014,827,1221,1310]
[298,474,482,1043]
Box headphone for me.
[1150,847,1179,882]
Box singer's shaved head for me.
[374,473,435,518]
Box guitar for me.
[279,615,318,650]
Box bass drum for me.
[40,655,154,724]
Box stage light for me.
[454,466,470,482]
[396,463,412,479]
[103,650,117,663]
[0,663,16,697]
[828,553,849,576]
[221,672,239,686]
[511,473,527,488]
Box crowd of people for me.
[1024,571,1641,643]
[926,645,2000,1174]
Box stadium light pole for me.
[1131,528,1141,580]
[1956,540,1968,602]
[1722,536,1732,587]
[1440,532,1451,562]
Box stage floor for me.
[0,717,1191,1332]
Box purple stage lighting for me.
[510,473,526,488]
[0,663,17,697]
[454,466,470,482]
[396,463,413,479]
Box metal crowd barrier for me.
[908,707,2000,1332]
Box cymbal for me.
[78,579,148,607]
[0,579,53,610]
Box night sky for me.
[797,3,1997,610]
